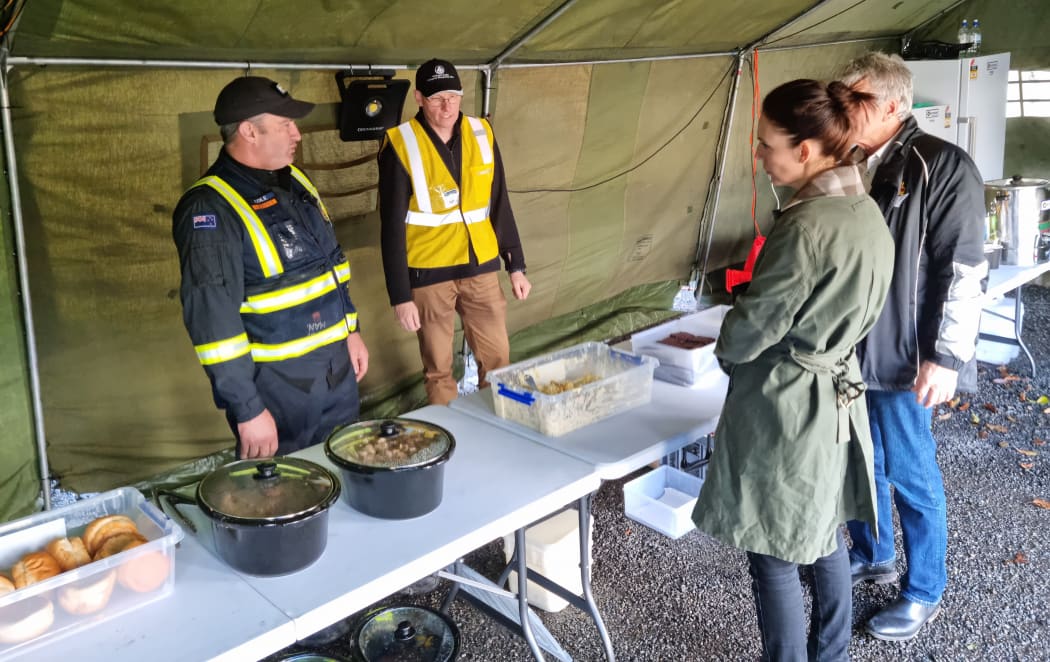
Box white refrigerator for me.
[905,53,1010,182]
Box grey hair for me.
[219,114,266,144]
[219,121,241,144]
[838,52,913,122]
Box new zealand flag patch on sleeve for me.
[193,214,217,230]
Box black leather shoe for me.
[850,558,898,586]
[865,596,942,641]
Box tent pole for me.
[693,53,745,299]
[0,54,51,510]
[489,0,579,70]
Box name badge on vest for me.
[438,187,459,209]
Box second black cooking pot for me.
[325,418,454,520]
[163,458,340,576]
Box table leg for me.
[577,493,616,661]
[515,528,546,661]
[1014,285,1037,377]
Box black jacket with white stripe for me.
[857,116,987,393]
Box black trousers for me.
[746,530,851,662]
[228,342,360,458]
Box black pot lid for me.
[355,606,459,662]
[325,419,454,470]
[197,458,340,524]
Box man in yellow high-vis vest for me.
[379,59,531,405]
[173,76,369,459]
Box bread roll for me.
[0,575,14,595]
[0,596,54,644]
[11,551,61,590]
[83,515,139,556]
[117,548,171,593]
[57,570,116,616]
[92,531,148,562]
[45,536,91,572]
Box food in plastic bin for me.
[490,342,657,436]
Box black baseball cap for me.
[213,76,315,125]
[415,59,463,98]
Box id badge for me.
[441,188,460,208]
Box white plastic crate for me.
[629,305,730,387]
[489,342,657,437]
[0,487,184,656]
[502,510,593,613]
[623,465,703,539]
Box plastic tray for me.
[489,342,657,437]
[629,305,729,387]
[623,466,703,539]
[0,487,184,656]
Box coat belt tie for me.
[787,345,865,443]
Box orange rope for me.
[749,49,762,236]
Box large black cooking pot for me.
[325,418,454,520]
[163,458,340,576]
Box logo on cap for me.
[434,65,445,76]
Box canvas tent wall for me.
[0,0,1045,520]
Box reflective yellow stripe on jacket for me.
[240,262,351,315]
[195,333,251,366]
[194,176,284,278]
[290,165,331,222]
[249,323,349,362]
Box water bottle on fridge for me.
[957,19,970,57]
[970,19,982,56]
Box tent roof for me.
[8,0,957,66]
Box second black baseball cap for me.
[415,59,463,98]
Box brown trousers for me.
[412,271,510,405]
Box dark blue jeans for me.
[747,532,851,662]
[846,389,947,606]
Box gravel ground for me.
[267,286,1050,662]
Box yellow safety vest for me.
[386,116,499,268]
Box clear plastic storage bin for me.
[489,342,657,437]
[629,305,730,387]
[623,465,703,539]
[0,487,184,656]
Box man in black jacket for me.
[839,52,987,641]
[173,77,369,459]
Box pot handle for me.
[156,489,199,535]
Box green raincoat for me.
[692,166,894,565]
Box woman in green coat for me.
[692,79,895,661]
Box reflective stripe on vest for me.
[404,205,491,227]
[465,116,493,165]
[195,333,251,366]
[249,323,349,362]
[397,123,433,213]
[194,175,283,278]
[240,262,351,315]
[290,165,331,222]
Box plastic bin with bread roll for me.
[0,487,184,655]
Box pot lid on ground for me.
[354,605,459,662]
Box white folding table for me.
[981,262,1050,375]
[449,377,728,481]
[18,530,297,662]
[168,405,604,661]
